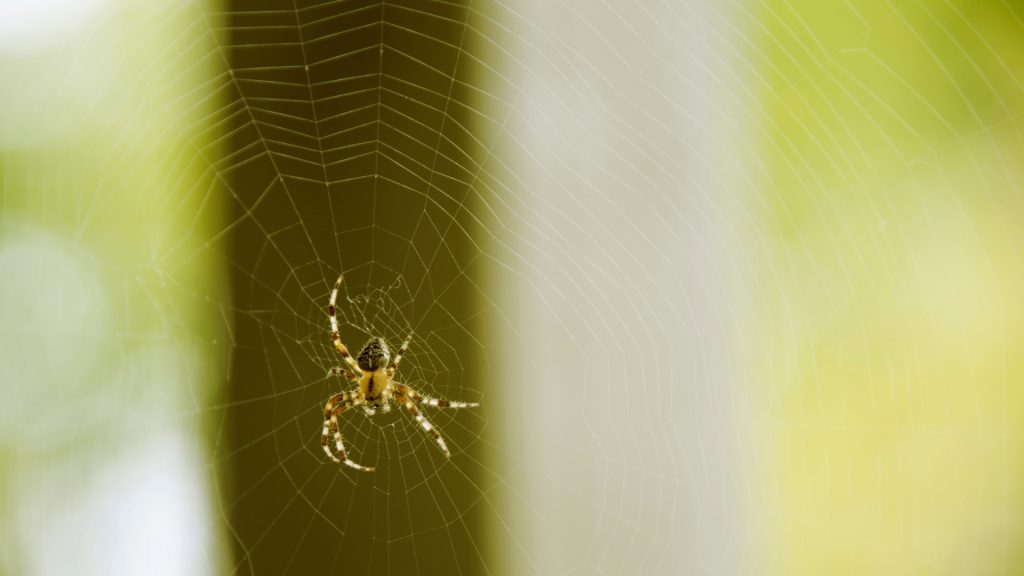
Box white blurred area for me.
[0,0,108,55]
[478,1,1024,574]
[0,0,115,148]
[483,1,753,573]
[0,1,226,574]
[0,235,215,576]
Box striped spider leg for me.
[320,274,479,471]
[328,275,364,378]
[320,390,375,472]
[393,382,479,458]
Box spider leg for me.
[395,390,450,458]
[390,332,413,371]
[394,382,480,409]
[327,366,358,382]
[320,391,351,459]
[329,275,364,376]
[321,390,375,472]
[360,402,391,417]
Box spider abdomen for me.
[357,337,390,371]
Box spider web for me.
[3,0,1024,574]
[195,1,746,572]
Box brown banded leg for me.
[321,391,351,460]
[390,332,413,372]
[394,382,479,409]
[321,391,375,472]
[328,275,363,376]
[396,391,450,458]
[327,366,358,382]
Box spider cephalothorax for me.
[320,275,479,472]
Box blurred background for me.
[1,0,1022,574]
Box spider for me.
[320,274,479,472]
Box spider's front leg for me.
[394,383,480,458]
[394,382,479,409]
[361,401,391,417]
[321,390,375,472]
[395,390,450,458]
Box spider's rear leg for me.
[321,391,375,472]
[329,275,364,377]
[389,332,414,373]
